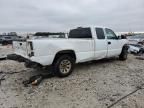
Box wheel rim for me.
[59,60,72,74]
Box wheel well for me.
[53,50,76,64]
[122,44,129,50]
[120,44,129,54]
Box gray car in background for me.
[0,35,23,45]
[127,35,144,44]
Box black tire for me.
[119,47,128,61]
[138,48,144,55]
[53,55,75,77]
[2,41,8,45]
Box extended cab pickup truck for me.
[11,27,128,77]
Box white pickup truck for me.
[11,27,128,77]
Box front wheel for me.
[119,47,128,61]
[53,55,75,77]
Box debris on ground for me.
[0,54,6,61]
[0,71,24,75]
[0,57,6,61]
[0,74,6,85]
[0,70,26,86]
[136,55,144,60]
[107,84,144,108]
[23,73,54,87]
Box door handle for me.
[108,42,111,45]
[20,43,22,46]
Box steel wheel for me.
[59,60,72,74]
[53,55,75,77]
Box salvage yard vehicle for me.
[10,27,128,77]
[0,35,22,45]
[0,36,13,45]
[128,44,144,54]
[127,34,144,44]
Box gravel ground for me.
[0,46,144,108]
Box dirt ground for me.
[0,46,144,108]
[0,45,13,58]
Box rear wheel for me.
[53,55,75,77]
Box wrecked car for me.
[128,44,144,54]
[0,35,23,45]
[10,27,128,77]
[128,34,144,44]
[0,36,13,45]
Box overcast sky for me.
[0,0,144,32]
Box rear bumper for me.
[7,54,43,68]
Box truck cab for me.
[68,27,128,61]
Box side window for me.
[69,27,92,38]
[105,28,118,39]
[96,28,105,39]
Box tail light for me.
[28,41,34,57]
[29,42,33,50]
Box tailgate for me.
[13,41,28,57]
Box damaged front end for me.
[128,44,144,54]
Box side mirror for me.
[121,35,127,39]
[117,36,121,39]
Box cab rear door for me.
[94,28,107,59]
